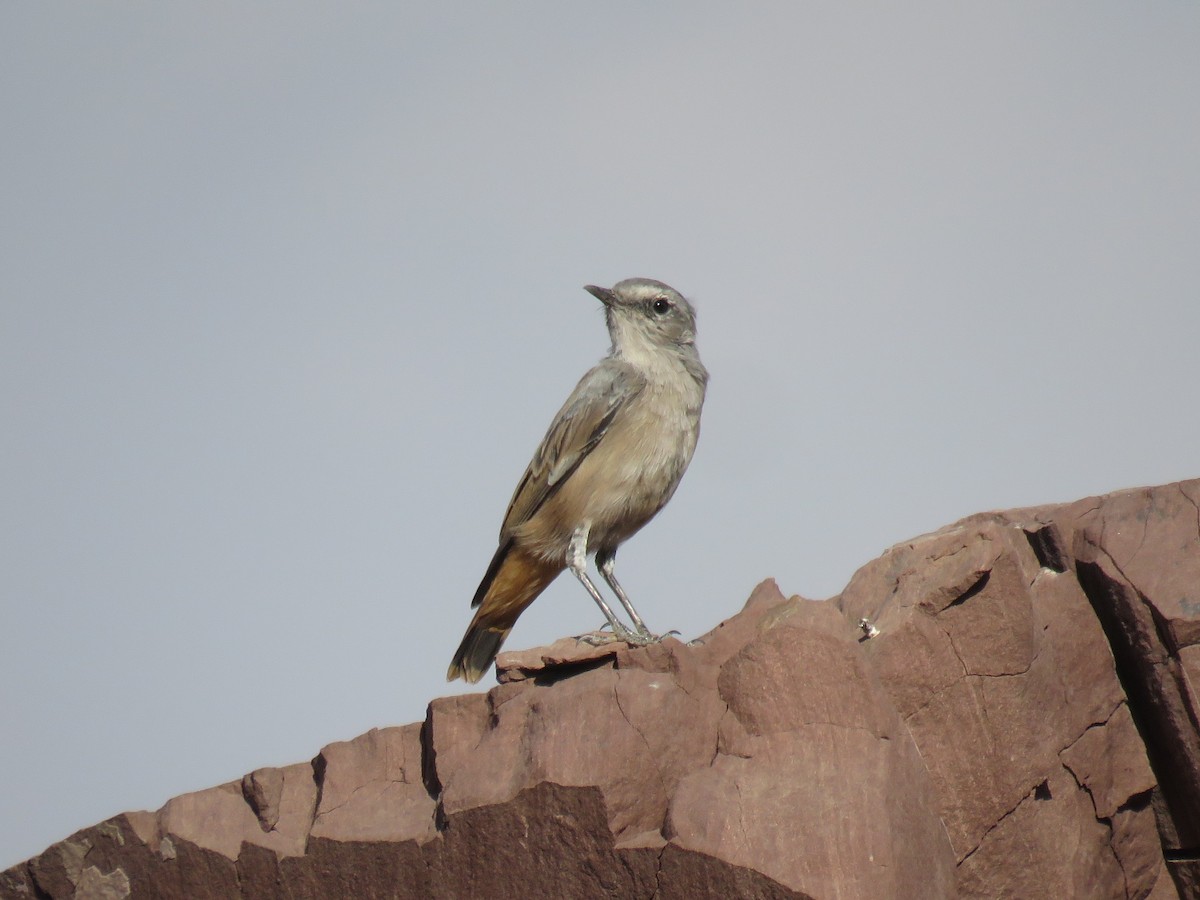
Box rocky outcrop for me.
[4,479,1199,899]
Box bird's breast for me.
[515,367,705,562]
[577,379,703,541]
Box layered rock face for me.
[4,480,1199,899]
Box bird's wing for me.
[500,361,646,536]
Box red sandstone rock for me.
[3,479,1198,899]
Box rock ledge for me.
[4,480,1199,899]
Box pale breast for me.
[515,360,705,562]
[572,381,701,546]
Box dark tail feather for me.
[472,539,512,608]
[446,623,511,683]
[449,544,561,683]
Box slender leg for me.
[568,525,636,640]
[596,549,653,638]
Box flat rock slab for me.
[494,634,627,681]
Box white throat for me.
[608,316,703,391]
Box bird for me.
[447,277,708,683]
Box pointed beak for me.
[584,284,617,307]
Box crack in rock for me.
[1058,750,1130,892]
[612,678,672,815]
[1075,535,1200,850]
[957,779,1044,866]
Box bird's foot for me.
[576,623,678,647]
[576,629,627,647]
[577,620,639,646]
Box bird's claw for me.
[577,629,627,647]
[576,622,675,647]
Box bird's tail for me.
[447,544,561,683]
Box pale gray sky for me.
[3,3,1198,867]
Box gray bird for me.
[447,278,708,683]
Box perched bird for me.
[447,278,708,683]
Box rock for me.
[4,479,1198,899]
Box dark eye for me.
[652,297,671,315]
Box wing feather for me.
[499,361,645,536]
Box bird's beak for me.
[584,284,617,307]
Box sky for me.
[2,2,1198,869]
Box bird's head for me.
[584,278,698,357]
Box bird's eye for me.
[652,297,671,315]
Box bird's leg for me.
[568,525,637,642]
[596,549,654,639]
